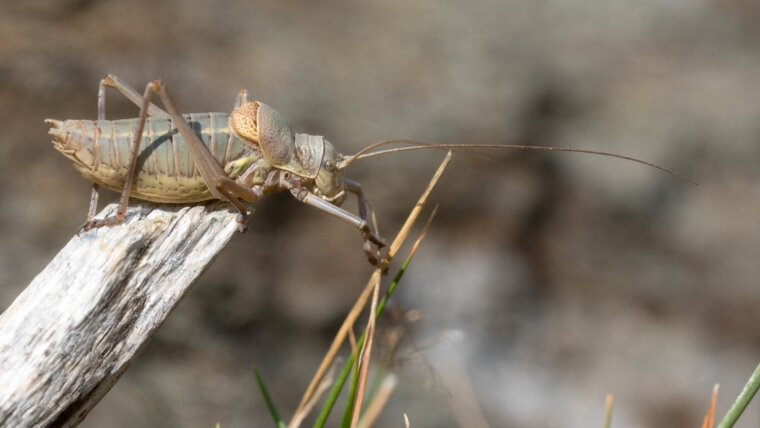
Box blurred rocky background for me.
[1,0,759,427]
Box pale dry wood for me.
[0,202,240,428]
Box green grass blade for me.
[340,359,361,428]
[717,362,760,428]
[313,249,419,428]
[253,366,287,428]
[313,352,357,428]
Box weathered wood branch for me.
[0,203,240,427]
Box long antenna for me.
[341,140,430,167]
[337,142,696,185]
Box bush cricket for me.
[47,74,689,266]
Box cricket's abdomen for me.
[48,113,262,203]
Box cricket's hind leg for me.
[80,81,159,233]
[80,74,173,232]
[80,77,273,234]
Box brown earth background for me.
[1,1,759,427]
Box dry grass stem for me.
[604,394,614,428]
[295,271,379,414]
[407,204,438,260]
[357,375,398,428]
[348,327,358,355]
[288,364,338,428]
[349,274,381,428]
[701,384,719,428]
[387,152,452,258]
[294,152,452,415]
[446,369,491,428]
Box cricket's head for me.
[310,138,347,205]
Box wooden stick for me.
[0,202,239,428]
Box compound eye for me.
[324,160,335,172]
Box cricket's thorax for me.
[231,101,325,178]
[49,113,266,203]
[229,101,347,205]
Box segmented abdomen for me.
[49,113,262,203]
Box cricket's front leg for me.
[343,178,384,265]
[290,187,387,266]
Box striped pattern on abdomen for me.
[49,113,262,203]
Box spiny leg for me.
[81,77,261,233]
[97,76,107,120]
[80,82,157,232]
[151,80,263,231]
[213,176,265,232]
[101,74,170,118]
[86,183,100,220]
[82,75,169,228]
[344,178,385,265]
[84,79,110,221]
[290,187,386,266]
